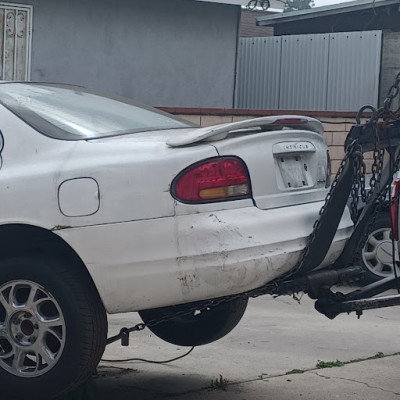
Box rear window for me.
[0,83,194,140]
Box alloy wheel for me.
[0,280,66,377]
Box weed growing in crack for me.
[347,352,384,364]
[317,352,388,369]
[286,369,305,375]
[316,359,345,369]
[210,374,230,391]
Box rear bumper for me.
[58,202,353,314]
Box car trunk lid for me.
[168,117,329,210]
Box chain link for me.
[350,143,364,222]
[246,0,270,10]
[384,72,400,113]
[359,161,367,202]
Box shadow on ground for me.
[54,367,214,400]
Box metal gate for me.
[236,31,382,112]
[0,3,32,81]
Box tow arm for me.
[301,127,400,320]
[271,74,400,320]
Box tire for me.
[139,297,248,347]
[0,256,107,400]
[355,212,398,284]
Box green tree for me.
[284,0,315,12]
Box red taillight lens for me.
[172,157,251,203]
[391,180,400,241]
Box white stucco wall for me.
[6,0,241,108]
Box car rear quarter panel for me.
[0,106,218,227]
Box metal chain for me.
[246,0,270,10]
[350,143,364,222]
[348,72,400,264]
[359,161,367,202]
[107,72,400,347]
[106,291,254,345]
[350,117,385,219]
[351,145,385,223]
[383,71,400,113]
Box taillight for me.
[391,180,400,241]
[326,150,332,188]
[172,157,251,203]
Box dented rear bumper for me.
[57,202,353,314]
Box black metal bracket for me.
[106,323,147,347]
[316,293,400,320]
[272,266,364,298]
[346,118,400,152]
[314,275,400,319]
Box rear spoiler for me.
[167,116,324,148]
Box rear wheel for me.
[139,297,248,346]
[0,256,107,400]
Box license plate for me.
[278,155,308,188]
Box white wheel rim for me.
[362,228,399,278]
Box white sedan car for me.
[0,83,352,399]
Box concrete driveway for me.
[88,290,400,399]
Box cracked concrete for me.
[91,291,400,399]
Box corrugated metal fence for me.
[235,31,382,111]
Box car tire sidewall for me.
[0,256,105,400]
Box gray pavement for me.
[92,290,400,399]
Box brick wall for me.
[320,118,373,175]
[240,10,274,38]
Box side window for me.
[0,5,32,80]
